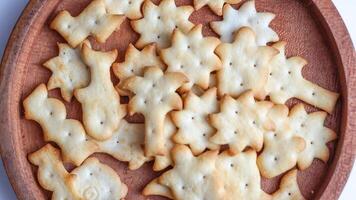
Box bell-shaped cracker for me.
[75,44,126,141]
[113,43,165,96]
[29,144,128,200]
[215,27,278,99]
[51,0,125,47]
[288,104,337,170]
[211,0,279,45]
[122,66,188,157]
[44,41,90,102]
[264,41,339,113]
[216,150,271,200]
[131,0,194,49]
[104,0,144,19]
[194,0,241,16]
[158,145,223,200]
[172,88,220,155]
[210,91,274,154]
[24,84,98,166]
[161,25,222,92]
[272,170,305,200]
[257,105,306,178]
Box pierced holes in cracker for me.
[230,163,234,168]
[274,157,278,161]
[253,63,257,68]
[234,131,238,135]
[288,192,292,196]
[269,72,273,76]
[312,92,316,96]
[310,141,314,145]
[157,16,161,20]
[240,83,244,87]
[229,62,233,66]
[203,133,206,137]
[89,172,93,176]
[157,35,161,39]
[245,183,249,188]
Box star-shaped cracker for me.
[210,91,274,154]
[24,84,98,166]
[288,104,337,170]
[161,25,222,92]
[75,44,126,141]
[113,43,166,96]
[44,41,90,102]
[131,0,194,49]
[216,150,271,200]
[153,116,177,171]
[143,178,173,199]
[29,144,128,200]
[121,67,188,157]
[171,88,220,155]
[272,169,305,200]
[264,42,339,113]
[215,27,278,99]
[97,120,151,170]
[210,0,279,45]
[194,0,241,16]
[104,0,144,19]
[158,145,223,200]
[51,0,125,47]
[257,105,306,178]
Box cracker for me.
[50,0,125,47]
[215,27,278,99]
[272,169,305,200]
[43,41,90,102]
[75,44,126,141]
[113,43,165,96]
[158,145,223,200]
[122,66,188,156]
[216,150,271,200]
[288,104,337,170]
[210,91,274,154]
[24,84,98,166]
[104,0,144,19]
[131,0,194,49]
[257,105,306,178]
[210,0,279,45]
[28,144,79,200]
[194,0,241,16]
[153,116,177,171]
[171,88,220,155]
[68,157,128,200]
[142,178,174,199]
[97,120,151,170]
[161,25,222,92]
[264,41,339,113]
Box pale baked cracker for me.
[51,0,125,47]
[272,169,305,200]
[131,0,194,49]
[153,116,177,171]
[257,105,306,178]
[28,144,79,200]
[68,157,128,200]
[288,104,337,170]
[104,0,144,19]
[171,87,220,155]
[43,41,90,102]
[161,25,222,92]
[113,43,165,96]
[97,119,151,170]
[210,0,279,45]
[210,91,274,154]
[215,27,278,99]
[75,44,126,141]
[158,145,223,200]
[24,84,98,166]
[264,41,339,113]
[142,178,173,199]
[194,0,241,16]
[216,150,271,200]
[122,66,188,157]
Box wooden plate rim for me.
[0,0,354,199]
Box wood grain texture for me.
[0,0,354,200]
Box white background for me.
[0,0,354,199]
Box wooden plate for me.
[0,0,355,199]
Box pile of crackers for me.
[24,0,339,199]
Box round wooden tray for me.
[0,0,355,199]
